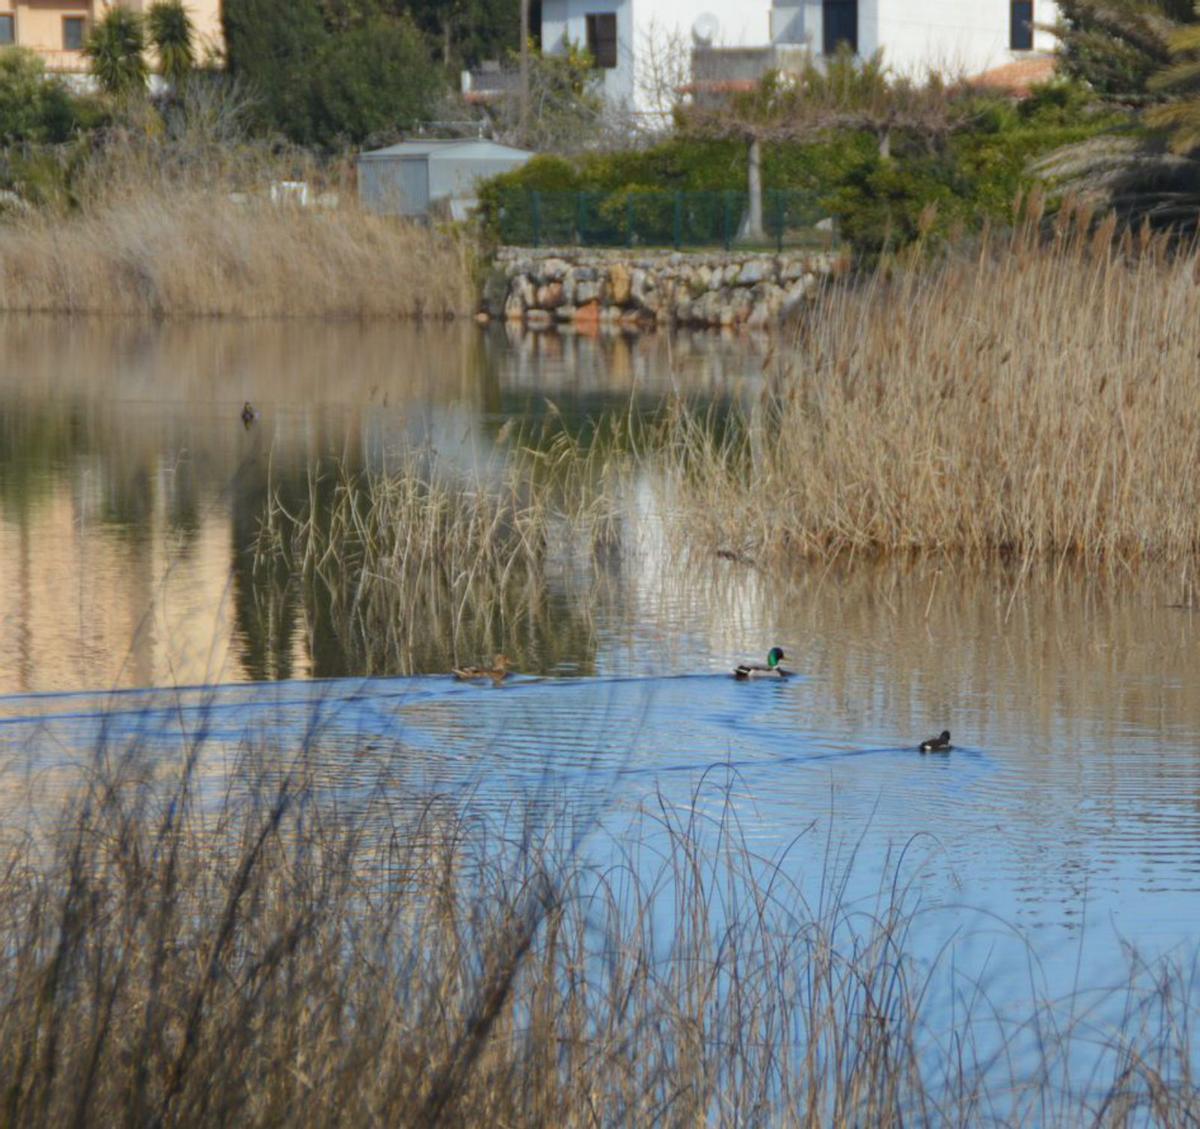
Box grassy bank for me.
[662,210,1200,568]
[0,741,1195,1126]
[0,190,474,318]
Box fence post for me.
[531,190,541,248]
[674,192,682,250]
[775,190,784,254]
[626,194,635,248]
[576,191,585,246]
[722,192,731,251]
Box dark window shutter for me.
[822,1,858,55]
[586,12,618,68]
[1011,1,1033,50]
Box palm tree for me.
[84,6,149,97]
[1052,0,1192,104]
[1037,5,1200,231]
[1145,23,1200,149]
[147,0,196,86]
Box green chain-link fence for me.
[495,189,835,251]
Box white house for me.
[771,1,1060,74]
[540,0,774,115]
[540,0,1061,119]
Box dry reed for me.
[0,738,1196,1126]
[0,89,474,319]
[0,190,474,318]
[255,429,626,673]
[661,208,1200,568]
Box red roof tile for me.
[970,55,1056,96]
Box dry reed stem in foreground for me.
[0,191,474,318]
[0,744,1196,1127]
[663,217,1200,568]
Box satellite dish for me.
[691,12,720,46]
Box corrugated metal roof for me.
[357,139,533,162]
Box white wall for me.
[642,0,773,50]
[769,1,1060,74]
[770,2,821,46]
[541,0,637,108]
[543,0,1058,122]
[633,0,774,118]
[544,0,774,118]
[872,0,1059,77]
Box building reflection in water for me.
[0,317,765,692]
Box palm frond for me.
[1035,130,1200,228]
[147,0,196,85]
[1146,57,1200,90]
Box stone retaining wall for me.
[486,247,845,331]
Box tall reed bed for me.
[0,91,474,319]
[255,429,628,673]
[663,210,1200,568]
[0,190,474,318]
[0,736,1196,1126]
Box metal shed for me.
[356,139,533,218]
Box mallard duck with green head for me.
[733,647,791,679]
[453,654,511,683]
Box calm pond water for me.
[2,313,1200,1060]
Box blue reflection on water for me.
[2,671,1199,1106]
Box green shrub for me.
[476,155,580,243]
[477,81,1120,255]
[477,137,874,245]
[825,151,969,255]
[1018,78,1108,125]
[304,16,445,145]
[222,0,327,141]
[0,49,89,144]
[497,154,581,192]
[0,146,81,210]
[953,123,1115,218]
[223,0,446,146]
[595,185,675,245]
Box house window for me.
[1010,1,1033,50]
[585,12,617,69]
[63,16,86,51]
[822,0,857,55]
[0,14,13,46]
[530,0,542,50]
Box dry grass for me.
[0,738,1197,1126]
[0,190,474,318]
[661,206,1200,568]
[255,427,627,673]
[0,88,474,319]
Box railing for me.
[495,189,835,251]
[29,49,90,74]
[461,66,520,102]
